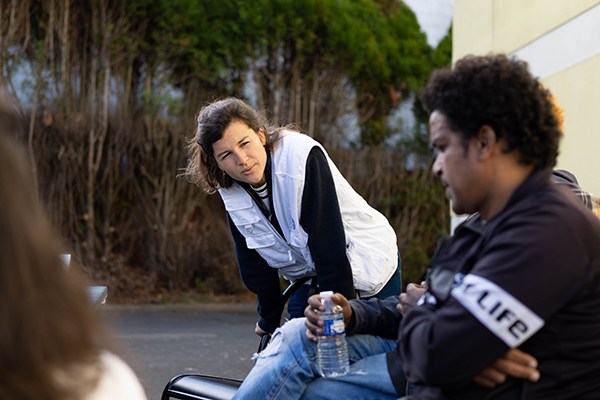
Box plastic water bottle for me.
[316,291,349,377]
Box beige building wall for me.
[453,0,600,198]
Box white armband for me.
[451,274,544,348]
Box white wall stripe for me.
[511,4,600,79]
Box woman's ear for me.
[258,128,267,146]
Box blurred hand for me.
[304,293,352,343]
[473,349,540,388]
[396,281,427,315]
[255,322,270,337]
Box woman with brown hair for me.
[0,132,147,399]
[185,98,402,337]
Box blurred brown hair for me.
[0,102,105,399]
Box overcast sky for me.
[403,0,454,48]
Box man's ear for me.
[474,125,498,161]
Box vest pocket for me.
[245,233,277,249]
[245,233,296,267]
[223,195,260,226]
[346,239,392,294]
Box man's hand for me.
[255,322,270,337]
[304,293,352,343]
[397,282,427,315]
[473,349,540,388]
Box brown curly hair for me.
[421,54,562,169]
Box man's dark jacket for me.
[349,170,600,399]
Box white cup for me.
[59,254,71,269]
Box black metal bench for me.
[161,374,242,400]
[161,277,311,400]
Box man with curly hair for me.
[232,54,600,400]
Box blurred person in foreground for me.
[231,54,600,400]
[0,116,147,398]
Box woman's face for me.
[212,121,267,187]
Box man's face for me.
[430,110,483,216]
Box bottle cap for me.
[319,291,334,299]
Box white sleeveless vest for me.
[219,131,397,296]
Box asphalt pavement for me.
[99,303,261,400]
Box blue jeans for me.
[287,254,403,319]
[232,318,402,400]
